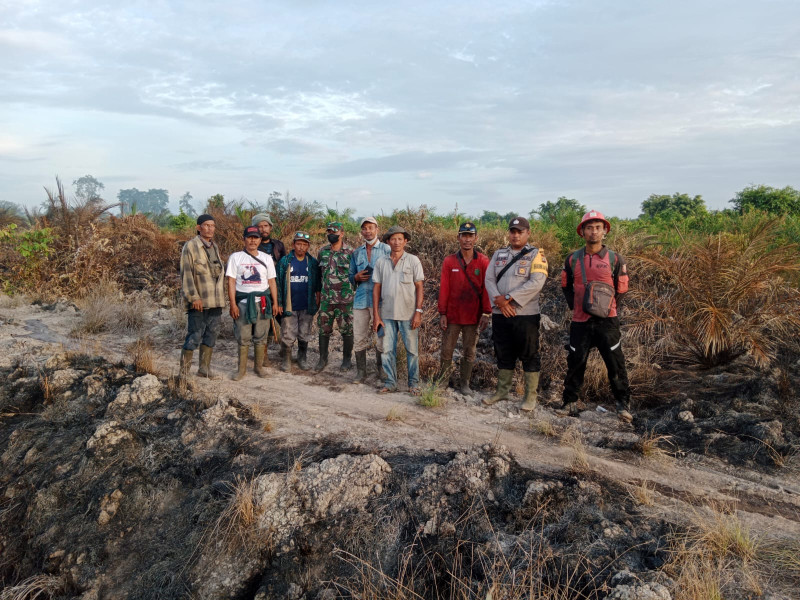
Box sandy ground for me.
[2,299,799,541]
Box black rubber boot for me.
[458,360,474,396]
[297,341,310,371]
[354,350,367,382]
[314,335,329,373]
[376,351,385,380]
[340,335,354,371]
[281,343,292,372]
[436,359,453,387]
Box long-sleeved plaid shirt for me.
[180,236,227,310]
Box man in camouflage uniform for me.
[314,222,355,372]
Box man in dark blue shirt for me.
[276,232,320,371]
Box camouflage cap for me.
[326,221,344,231]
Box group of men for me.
[179,209,633,421]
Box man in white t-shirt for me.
[226,225,279,380]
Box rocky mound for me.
[0,351,742,600]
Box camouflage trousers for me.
[317,301,354,337]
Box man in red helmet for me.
[559,210,632,422]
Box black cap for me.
[243,225,261,238]
[458,222,477,234]
[197,214,214,225]
[508,216,530,231]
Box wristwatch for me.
[504,294,511,301]
[415,308,423,313]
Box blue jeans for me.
[183,308,222,350]
[381,318,419,390]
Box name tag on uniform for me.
[452,268,460,272]
[497,252,509,260]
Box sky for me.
[1,0,799,219]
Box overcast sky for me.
[1,0,798,218]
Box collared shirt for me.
[180,236,226,310]
[349,240,391,309]
[372,252,425,321]
[485,245,548,316]
[438,250,492,324]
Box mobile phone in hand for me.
[376,324,384,338]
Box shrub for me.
[627,216,800,367]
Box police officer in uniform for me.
[483,217,548,411]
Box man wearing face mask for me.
[314,222,355,372]
[349,217,391,382]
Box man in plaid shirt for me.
[179,214,227,379]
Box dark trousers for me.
[562,317,630,408]
[183,307,222,350]
[492,313,541,372]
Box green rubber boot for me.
[231,346,248,381]
[520,371,540,412]
[179,349,193,377]
[197,345,221,380]
[483,369,513,406]
[254,345,268,378]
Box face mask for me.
[366,237,378,246]
[327,233,340,244]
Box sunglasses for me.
[294,232,311,240]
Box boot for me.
[231,346,248,381]
[261,344,271,367]
[281,343,292,372]
[483,369,513,406]
[340,335,354,371]
[458,360,475,396]
[314,335,329,373]
[616,400,633,423]
[278,344,286,360]
[521,371,540,412]
[376,351,385,380]
[556,401,581,417]
[354,350,367,383]
[436,359,453,387]
[197,345,221,380]
[254,345,268,378]
[297,341,310,371]
[179,349,193,377]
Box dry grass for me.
[72,284,153,336]
[0,574,67,600]
[560,427,590,472]
[628,480,655,506]
[385,405,406,422]
[333,526,605,600]
[633,431,674,463]
[127,336,157,375]
[532,419,557,438]
[667,505,768,600]
[212,475,266,555]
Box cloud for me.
[171,160,251,172]
[317,150,487,178]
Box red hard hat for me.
[577,210,611,237]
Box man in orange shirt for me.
[560,210,632,422]
[437,222,492,395]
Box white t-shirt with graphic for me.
[226,251,276,294]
